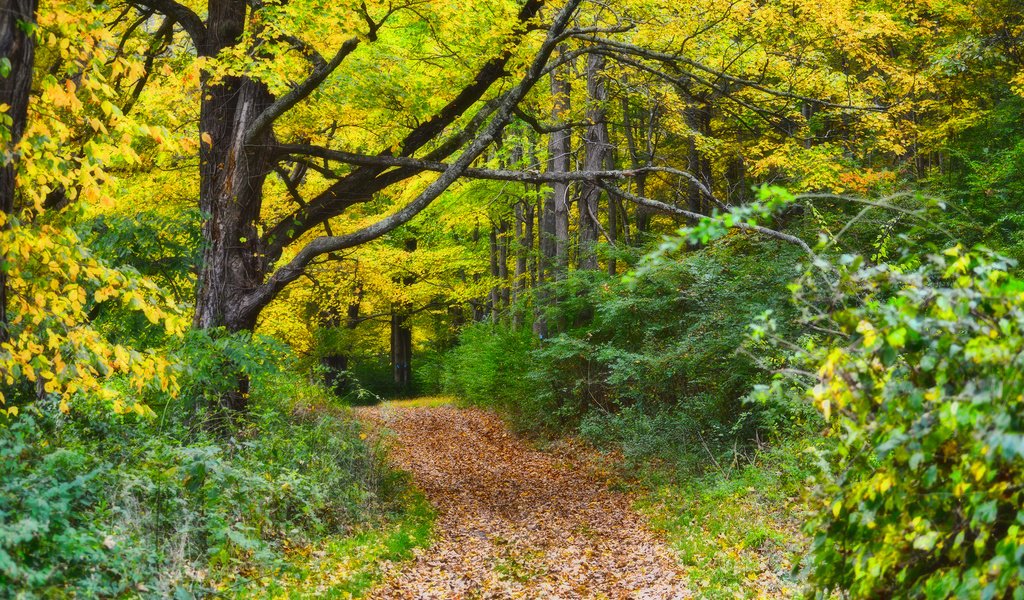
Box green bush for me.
[442,234,807,448]
[0,339,406,598]
[775,248,1024,597]
[441,324,545,425]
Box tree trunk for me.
[391,237,416,392]
[194,83,275,333]
[390,311,412,392]
[534,60,570,337]
[0,0,38,343]
[550,54,571,279]
[189,4,278,418]
[498,218,510,309]
[578,53,608,271]
[621,94,652,236]
[685,103,713,215]
[513,202,528,326]
[488,225,500,322]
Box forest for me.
[1,0,1022,597]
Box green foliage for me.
[443,233,812,452]
[936,96,1024,263]
[0,415,149,596]
[775,248,1024,598]
[441,324,544,427]
[81,209,201,304]
[0,349,420,598]
[165,328,289,417]
[639,437,818,599]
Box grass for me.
[382,396,455,409]
[251,490,435,598]
[634,436,823,599]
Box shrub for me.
[775,248,1024,597]
[442,234,806,446]
[0,341,405,597]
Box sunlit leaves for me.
[0,219,184,415]
[788,249,1024,597]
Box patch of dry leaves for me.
[356,404,690,599]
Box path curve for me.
[357,403,690,599]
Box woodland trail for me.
[356,399,690,600]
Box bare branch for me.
[126,0,206,49]
[576,35,886,112]
[601,183,815,255]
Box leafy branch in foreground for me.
[757,247,1024,598]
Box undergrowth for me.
[636,436,823,599]
[0,333,432,598]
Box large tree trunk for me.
[578,53,608,271]
[191,3,277,417]
[0,0,37,343]
[194,81,276,331]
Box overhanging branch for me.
[601,183,814,255]
[234,0,584,323]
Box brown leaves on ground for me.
[356,404,690,599]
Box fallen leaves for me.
[356,404,690,599]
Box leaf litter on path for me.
[356,404,690,599]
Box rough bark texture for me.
[0,0,38,342]
[578,53,608,271]
[550,63,571,278]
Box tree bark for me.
[550,52,571,279]
[512,202,529,326]
[0,0,38,343]
[391,237,416,392]
[685,103,713,216]
[488,225,500,322]
[390,311,412,391]
[621,94,652,236]
[578,53,608,271]
[498,218,510,309]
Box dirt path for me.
[356,401,689,599]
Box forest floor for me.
[355,398,690,599]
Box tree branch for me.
[275,143,726,190]
[577,35,886,112]
[235,0,583,324]
[601,183,814,255]
[127,0,206,50]
[245,36,361,145]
